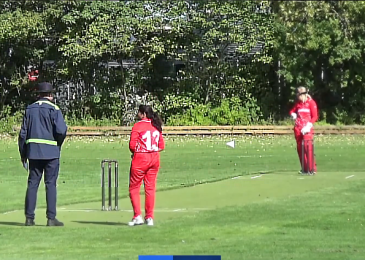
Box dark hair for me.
[138,105,163,133]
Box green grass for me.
[0,135,364,260]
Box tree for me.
[274,1,365,124]
[0,8,47,117]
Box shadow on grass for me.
[73,221,129,226]
[0,221,25,226]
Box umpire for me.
[18,82,68,226]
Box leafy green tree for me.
[274,1,365,124]
[0,7,48,117]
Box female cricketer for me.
[289,86,318,174]
[128,105,165,226]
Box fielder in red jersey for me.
[289,86,318,174]
[128,105,165,226]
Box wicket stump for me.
[101,159,119,211]
[301,139,315,175]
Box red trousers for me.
[129,152,160,219]
[294,128,317,172]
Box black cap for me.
[36,82,54,93]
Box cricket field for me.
[0,135,364,260]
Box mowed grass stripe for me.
[1,135,365,213]
[0,136,291,213]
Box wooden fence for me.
[11,125,365,136]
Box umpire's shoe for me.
[47,218,64,227]
[25,218,35,226]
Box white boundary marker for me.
[2,210,18,215]
[345,175,355,179]
[226,140,235,148]
[217,155,274,158]
[173,209,185,212]
[1,208,211,215]
[237,155,273,158]
[57,208,210,213]
[251,175,262,179]
[231,176,242,180]
[231,174,266,180]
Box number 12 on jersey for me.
[142,130,160,151]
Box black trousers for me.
[25,158,59,220]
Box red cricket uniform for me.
[289,97,318,172]
[129,119,165,219]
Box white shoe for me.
[145,218,154,226]
[128,215,144,226]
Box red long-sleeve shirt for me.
[129,119,165,153]
[289,97,318,129]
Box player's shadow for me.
[73,221,129,226]
[0,221,25,226]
